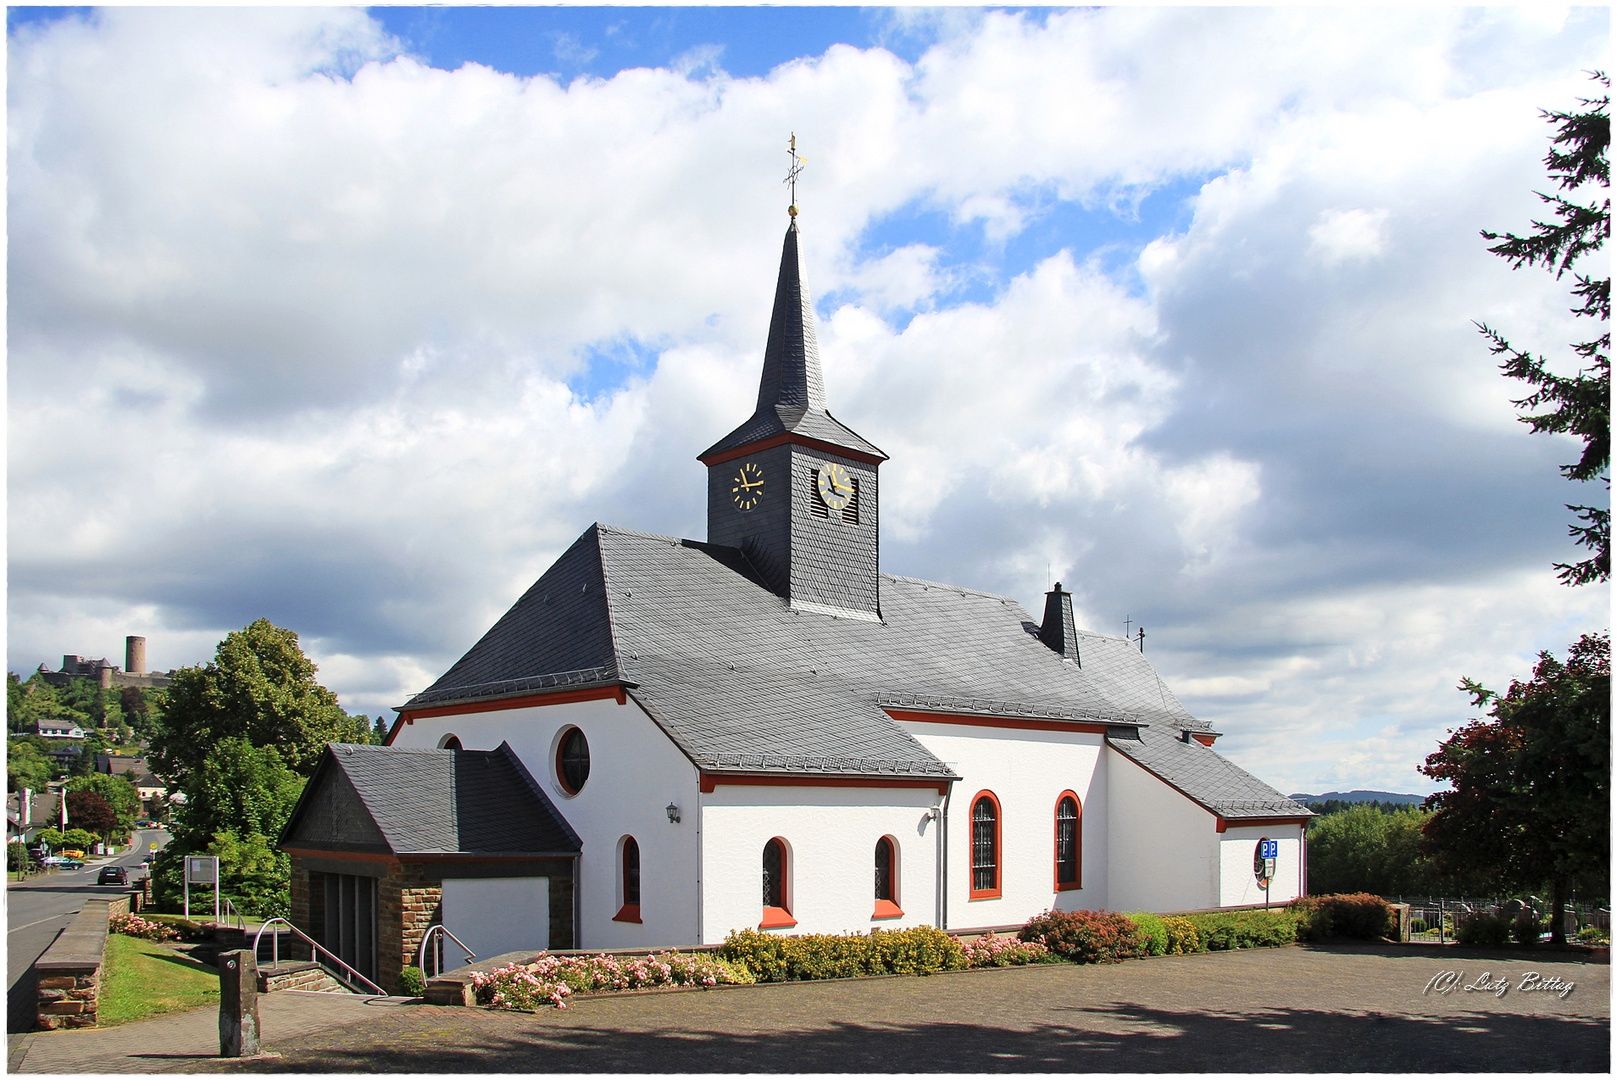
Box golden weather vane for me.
[784,132,805,217]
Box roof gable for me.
[281,742,581,856]
[414,526,617,708]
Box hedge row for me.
[468,894,1395,1008]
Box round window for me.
[556,727,590,794]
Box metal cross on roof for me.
[784,133,804,217]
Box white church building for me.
[280,209,1310,992]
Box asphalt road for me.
[6,828,168,1033]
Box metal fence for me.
[1386,896,1611,943]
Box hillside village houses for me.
[280,203,1313,994]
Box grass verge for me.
[98,933,219,1026]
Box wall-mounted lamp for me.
[666,802,681,824]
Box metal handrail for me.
[252,917,386,996]
[417,924,476,979]
[219,897,247,932]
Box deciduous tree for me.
[1421,632,1610,942]
[151,618,370,783]
[1477,72,1610,585]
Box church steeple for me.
[754,220,826,414]
[699,157,886,621]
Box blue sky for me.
[7,7,1607,794]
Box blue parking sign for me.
[1260,839,1279,859]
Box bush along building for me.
[280,204,1311,993]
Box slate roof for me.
[282,742,581,856]
[397,523,1305,815]
[398,219,1300,820]
[1107,727,1313,821]
[700,222,886,463]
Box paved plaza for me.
[9,943,1608,1073]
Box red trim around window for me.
[759,907,797,929]
[1191,733,1217,746]
[968,790,1002,900]
[1053,790,1082,892]
[613,904,642,923]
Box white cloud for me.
[1308,207,1391,266]
[8,6,1607,773]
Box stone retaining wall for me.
[34,898,127,1029]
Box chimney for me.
[21,789,31,827]
[126,636,146,675]
[1039,583,1080,662]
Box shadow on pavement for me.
[197,1002,1610,1073]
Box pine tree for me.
[1477,72,1609,585]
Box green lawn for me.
[98,933,219,1026]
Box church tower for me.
[699,213,887,621]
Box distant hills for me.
[1289,790,1423,805]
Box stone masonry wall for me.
[34,899,123,1029]
[378,861,440,996]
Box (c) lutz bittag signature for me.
[1424,970,1576,1000]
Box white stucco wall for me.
[390,694,702,949]
[902,721,1107,930]
[699,784,942,944]
[439,876,550,968]
[1106,750,1221,912]
[1218,825,1306,906]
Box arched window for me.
[555,727,590,795]
[437,734,462,751]
[614,836,641,923]
[970,792,1001,899]
[1054,792,1081,891]
[760,838,795,928]
[873,836,902,919]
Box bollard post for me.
[218,949,260,1057]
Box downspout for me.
[938,788,946,931]
[695,773,704,946]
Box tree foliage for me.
[1420,632,1610,941]
[1305,804,1478,896]
[7,737,58,792]
[150,618,370,783]
[1477,71,1610,586]
[66,773,141,834]
[64,789,119,838]
[147,619,367,916]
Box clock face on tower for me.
[732,462,764,510]
[816,462,853,513]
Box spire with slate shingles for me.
[755,220,827,414]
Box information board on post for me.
[184,855,220,922]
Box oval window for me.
[556,727,590,794]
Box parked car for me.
[97,866,130,886]
[61,849,86,860]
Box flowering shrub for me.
[960,931,1053,967]
[1162,916,1201,955]
[471,961,572,1010]
[1290,893,1393,941]
[108,913,179,942]
[720,926,966,981]
[1019,910,1148,964]
[473,950,753,1010]
[1125,913,1169,956]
